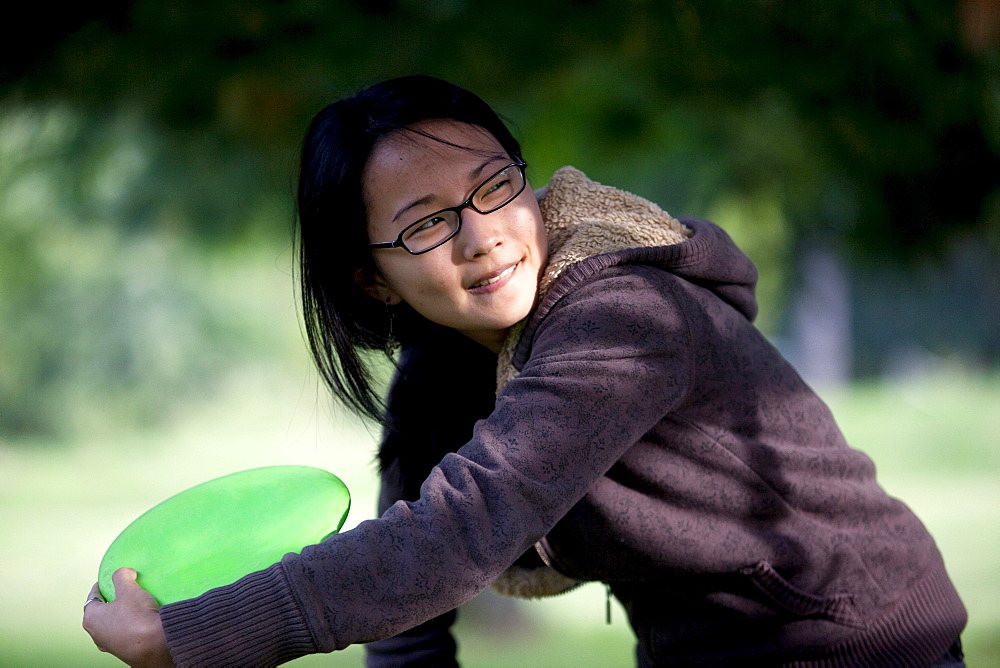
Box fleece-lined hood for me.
[497,166,759,392]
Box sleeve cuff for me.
[160,562,320,667]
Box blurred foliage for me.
[0,104,298,438]
[2,0,998,437]
[5,0,996,251]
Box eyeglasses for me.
[368,160,527,255]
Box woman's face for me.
[361,120,547,352]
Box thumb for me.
[111,567,140,598]
[111,567,161,609]
[112,566,138,587]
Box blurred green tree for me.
[5,0,995,251]
[2,0,997,436]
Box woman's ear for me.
[354,267,403,305]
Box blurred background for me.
[2,0,998,665]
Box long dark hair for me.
[296,75,522,422]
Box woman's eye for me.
[412,216,445,234]
[483,178,510,197]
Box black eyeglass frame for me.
[367,160,528,255]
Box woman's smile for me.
[467,261,518,292]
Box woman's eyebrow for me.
[467,155,504,181]
[390,155,506,224]
[392,195,435,224]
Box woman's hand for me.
[83,568,174,667]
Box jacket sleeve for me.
[363,459,459,667]
[159,266,694,666]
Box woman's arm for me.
[156,266,693,665]
[364,456,460,668]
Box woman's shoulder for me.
[509,263,694,363]
[530,251,699,329]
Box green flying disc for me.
[98,465,350,605]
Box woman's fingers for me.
[83,568,174,666]
[83,581,108,651]
[82,584,110,652]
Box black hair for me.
[296,75,523,422]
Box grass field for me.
[1,365,997,666]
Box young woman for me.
[84,75,967,666]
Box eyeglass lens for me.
[399,164,525,253]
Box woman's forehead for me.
[369,120,506,172]
[363,121,509,222]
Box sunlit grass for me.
[2,367,996,666]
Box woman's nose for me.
[459,209,503,259]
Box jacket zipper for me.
[533,539,556,569]
[606,583,613,625]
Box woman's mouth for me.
[469,263,517,292]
